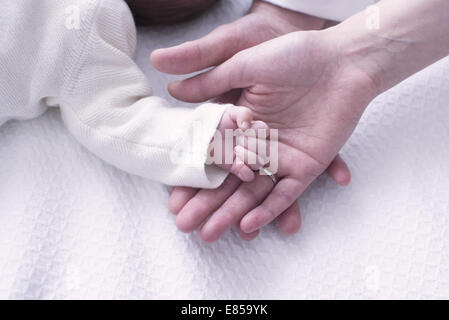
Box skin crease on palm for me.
[150,1,352,242]
[168,33,370,242]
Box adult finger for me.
[168,187,198,214]
[176,175,241,233]
[168,52,252,103]
[236,225,260,241]
[240,177,304,233]
[150,19,256,75]
[236,201,301,240]
[277,201,302,235]
[199,175,274,242]
[326,154,351,186]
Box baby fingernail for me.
[241,121,250,130]
[258,155,268,166]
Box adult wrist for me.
[323,19,387,98]
[326,0,449,96]
[310,26,379,113]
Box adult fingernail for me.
[241,217,257,234]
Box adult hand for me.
[161,29,377,240]
[156,0,449,242]
[151,1,326,75]
[169,154,350,242]
[152,1,352,242]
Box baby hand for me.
[210,106,269,182]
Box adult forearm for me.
[333,0,449,94]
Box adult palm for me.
[163,30,377,235]
[151,2,355,241]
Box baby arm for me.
[0,0,260,188]
[59,0,267,188]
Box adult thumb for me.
[151,22,249,75]
[168,53,252,103]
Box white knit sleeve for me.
[59,0,229,188]
[0,0,98,126]
[263,0,376,21]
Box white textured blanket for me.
[0,0,448,299]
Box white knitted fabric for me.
[0,0,229,188]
